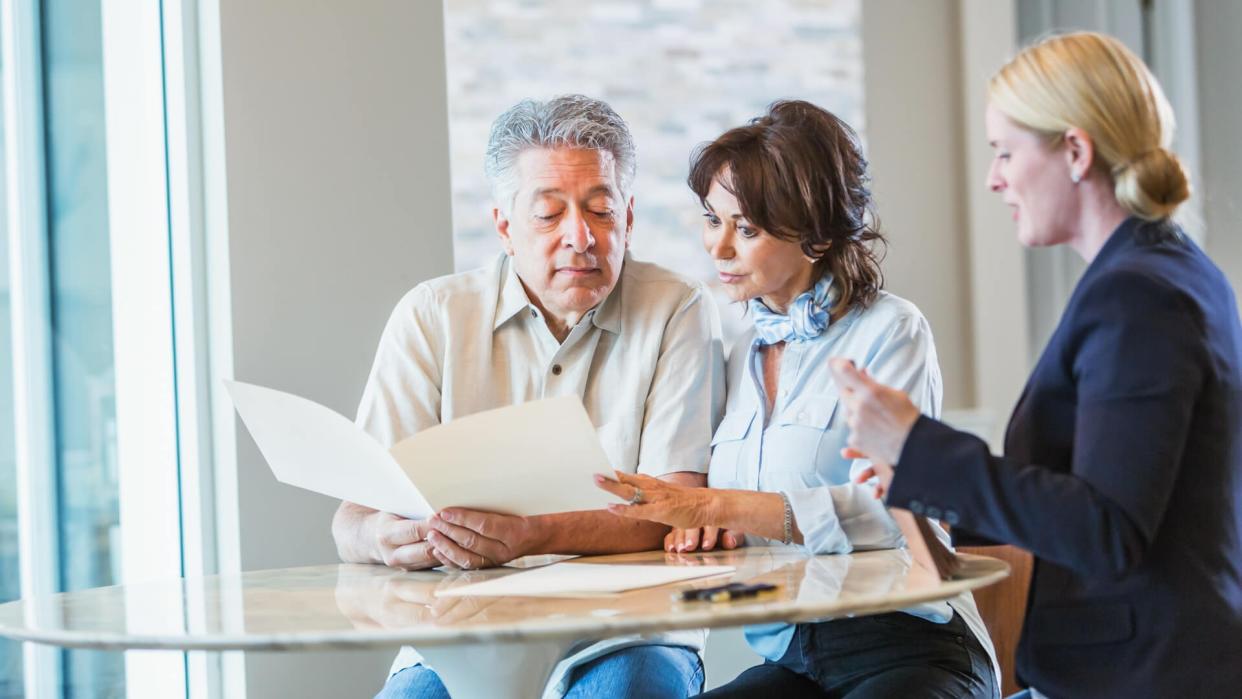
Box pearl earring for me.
[1071,172,1081,184]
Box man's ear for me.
[493,207,515,256]
[624,196,635,249]
[1063,127,1096,182]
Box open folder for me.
[224,380,622,520]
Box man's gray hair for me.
[484,94,637,214]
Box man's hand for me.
[372,513,439,570]
[425,509,541,570]
[332,501,440,570]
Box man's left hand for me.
[426,509,539,570]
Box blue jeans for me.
[376,644,704,699]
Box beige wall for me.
[213,0,454,695]
[862,0,975,410]
[1199,0,1242,289]
[864,0,968,407]
[862,0,1026,433]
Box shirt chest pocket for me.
[707,410,755,488]
[772,391,851,486]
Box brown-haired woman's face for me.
[701,173,816,312]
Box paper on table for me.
[224,380,621,520]
[434,562,736,598]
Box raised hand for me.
[829,357,921,485]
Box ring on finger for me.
[629,486,644,505]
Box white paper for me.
[434,562,737,598]
[224,380,621,520]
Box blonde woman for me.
[831,32,1242,699]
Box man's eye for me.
[534,212,560,222]
[591,210,614,218]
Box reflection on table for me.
[0,547,1008,651]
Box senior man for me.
[333,95,725,699]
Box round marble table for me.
[0,547,1008,697]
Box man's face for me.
[494,148,633,324]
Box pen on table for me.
[678,582,777,603]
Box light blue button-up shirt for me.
[708,291,996,683]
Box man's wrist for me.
[361,510,386,565]
[518,514,551,557]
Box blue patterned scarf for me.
[750,275,838,345]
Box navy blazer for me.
[889,217,1242,698]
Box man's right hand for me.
[332,501,442,570]
[372,513,438,570]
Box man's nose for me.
[561,210,594,252]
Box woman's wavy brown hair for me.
[687,100,885,316]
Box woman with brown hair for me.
[595,100,999,697]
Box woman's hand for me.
[665,526,745,553]
[594,471,718,530]
[829,358,921,494]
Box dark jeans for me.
[700,612,996,698]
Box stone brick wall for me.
[445,0,863,340]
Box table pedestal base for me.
[420,637,574,699]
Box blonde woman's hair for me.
[988,31,1190,221]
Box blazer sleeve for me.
[887,268,1205,579]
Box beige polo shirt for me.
[356,252,725,695]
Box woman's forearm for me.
[712,490,804,544]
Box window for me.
[0,24,26,694]
[40,0,124,692]
[2,0,207,695]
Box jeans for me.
[699,611,997,698]
[376,644,704,699]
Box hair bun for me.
[1114,146,1191,221]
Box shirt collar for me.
[589,254,625,335]
[494,254,535,330]
[492,252,626,335]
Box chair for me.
[957,545,1033,696]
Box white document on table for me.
[435,562,737,598]
[224,380,622,520]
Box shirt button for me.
[908,500,925,516]
[551,364,562,376]
[925,506,942,520]
[530,309,537,318]
[944,510,961,526]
